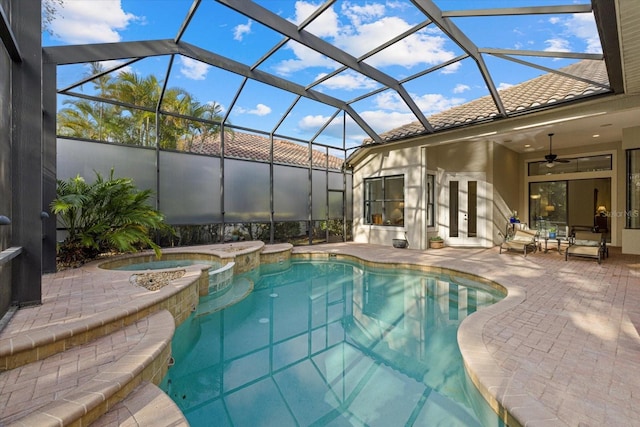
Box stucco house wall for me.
[352,145,425,249]
[352,139,521,250]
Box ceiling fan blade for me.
[555,158,571,163]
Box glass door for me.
[442,174,485,246]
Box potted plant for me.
[429,236,444,249]
[231,228,244,241]
[509,210,520,224]
[548,226,557,239]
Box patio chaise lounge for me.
[499,227,538,256]
[565,230,605,264]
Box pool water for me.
[114,259,220,271]
[160,260,506,427]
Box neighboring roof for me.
[183,131,344,171]
[371,60,611,144]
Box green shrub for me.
[51,170,172,266]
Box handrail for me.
[0,246,23,266]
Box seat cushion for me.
[567,245,600,256]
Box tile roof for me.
[182,130,344,171]
[372,60,611,143]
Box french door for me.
[441,173,486,247]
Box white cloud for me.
[49,0,138,44]
[440,62,461,75]
[341,2,385,27]
[237,104,272,116]
[564,13,601,54]
[373,91,465,117]
[498,82,514,91]
[234,20,252,41]
[179,57,210,80]
[316,70,379,91]
[545,38,571,52]
[298,114,330,130]
[547,13,601,54]
[275,2,457,76]
[250,104,272,116]
[360,110,416,134]
[453,84,470,94]
[413,94,466,116]
[292,1,339,38]
[298,111,408,142]
[345,18,456,67]
[273,42,340,75]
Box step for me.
[1,309,174,427]
[92,381,188,427]
[0,266,203,372]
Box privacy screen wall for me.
[57,138,351,226]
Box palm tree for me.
[57,68,225,149]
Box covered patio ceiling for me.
[41,0,636,155]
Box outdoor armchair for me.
[499,227,538,257]
[565,230,605,264]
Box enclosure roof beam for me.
[442,4,592,17]
[43,39,180,65]
[411,0,506,117]
[0,3,22,62]
[44,39,382,143]
[177,42,380,142]
[215,0,431,133]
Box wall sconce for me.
[596,205,607,216]
[0,215,11,225]
[545,205,555,212]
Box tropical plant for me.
[51,170,172,267]
[274,221,301,242]
[320,219,345,238]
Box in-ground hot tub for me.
[111,259,221,271]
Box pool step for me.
[0,310,174,426]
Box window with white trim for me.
[364,175,404,226]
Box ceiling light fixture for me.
[513,112,607,131]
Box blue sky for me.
[44,0,601,150]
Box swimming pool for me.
[160,260,506,426]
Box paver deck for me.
[0,243,638,426]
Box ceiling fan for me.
[544,133,570,168]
